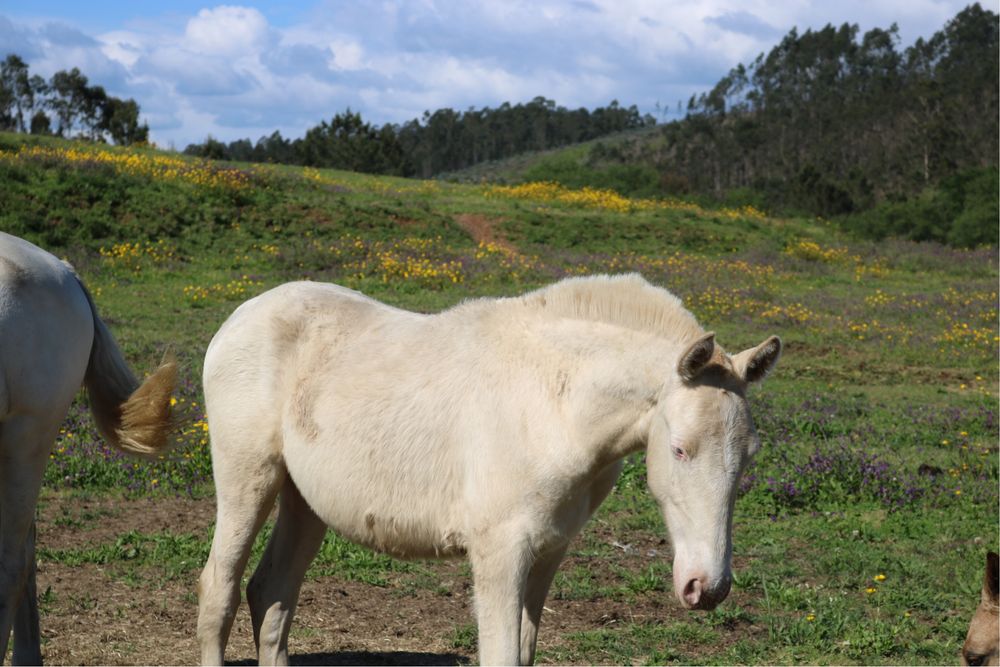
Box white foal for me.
[0,232,176,665]
[197,273,780,666]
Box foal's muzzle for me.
[677,572,732,610]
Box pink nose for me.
[683,578,703,607]
[680,574,731,610]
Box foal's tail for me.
[76,277,178,457]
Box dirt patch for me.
[453,214,516,252]
[33,493,477,665]
[29,492,752,665]
[35,559,475,666]
[390,215,422,228]
[37,492,215,551]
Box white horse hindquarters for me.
[0,233,177,665]
[0,234,94,664]
[0,237,93,664]
[198,290,296,665]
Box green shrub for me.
[945,167,1000,247]
[522,152,662,198]
[839,167,999,248]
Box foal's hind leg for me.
[247,478,326,666]
[197,443,285,666]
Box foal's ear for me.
[732,335,782,384]
[984,551,999,606]
[677,332,716,382]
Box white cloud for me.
[140,46,259,96]
[0,1,981,147]
[328,38,364,71]
[98,31,145,68]
[183,6,271,57]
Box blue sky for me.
[0,1,988,149]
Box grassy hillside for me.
[1,132,997,665]
[435,125,660,185]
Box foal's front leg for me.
[470,535,532,666]
[519,544,568,665]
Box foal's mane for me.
[510,274,705,342]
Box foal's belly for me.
[283,440,468,560]
[333,508,468,560]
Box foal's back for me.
[205,280,417,396]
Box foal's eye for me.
[673,446,686,461]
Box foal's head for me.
[962,551,999,667]
[646,332,780,611]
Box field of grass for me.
[2,131,997,665]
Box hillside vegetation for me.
[4,5,995,248]
[0,132,997,665]
[456,5,1000,248]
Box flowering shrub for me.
[1,144,255,189]
[183,276,264,304]
[484,180,768,220]
[760,445,933,510]
[784,240,853,263]
[99,240,179,273]
[326,236,466,288]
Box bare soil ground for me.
[30,492,758,665]
[453,214,516,253]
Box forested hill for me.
[184,98,656,178]
[564,3,996,245]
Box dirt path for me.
[453,214,517,252]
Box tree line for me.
[0,54,148,145]
[184,98,655,177]
[577,4,997,244]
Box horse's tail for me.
[76,276,177,457]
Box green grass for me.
[3,131,996,664]
[38,522,421,588]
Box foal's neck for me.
[560,324,691,468]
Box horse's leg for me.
[247,478,326,667]
[0,416,53,666]
[11,522,40,666]
[519,463,621,664]
[470,534,532,666]
[518,545,568,666]
[196,443,284,666]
